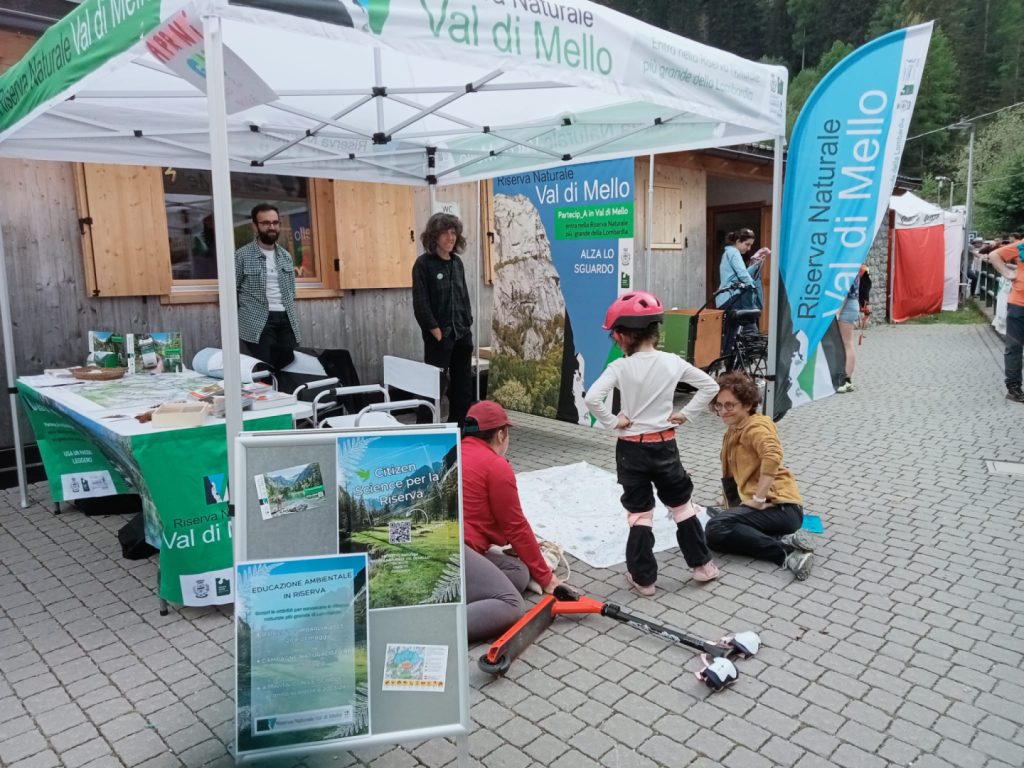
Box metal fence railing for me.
[978,261,1000,309]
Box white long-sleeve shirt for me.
[584,350,719,436]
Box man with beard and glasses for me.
[234,204,302,370]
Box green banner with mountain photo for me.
[0,0,165,133]
[336,430,461,610]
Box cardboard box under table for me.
[661,309,724,368]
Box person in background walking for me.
[989,235,1024,403]
[412,213,475,425]
[835,268,862,393]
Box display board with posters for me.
[488,158,635,424]
[233,425,469,763]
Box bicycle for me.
[675,282,768,385]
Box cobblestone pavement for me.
[1,322,1022,767]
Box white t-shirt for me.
[584,350,719,435]
[260,246,285,312]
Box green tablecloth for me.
[19,378,291,606]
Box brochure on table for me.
[234,425,468,761]
[88,330,183,374]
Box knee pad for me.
[669,500,696,523]
[627,510,655,528]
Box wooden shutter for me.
[73,164,172,297]
[332,181,417,289]
[0,30,35,74]
[652,184,684,248]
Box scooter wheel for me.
[477,653,511,676]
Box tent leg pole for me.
[204,10,244,521]
[765,135,785,419]
[0,224,29,508]
[475,180,482,403]
[645,154,654,293]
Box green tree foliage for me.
[902,27,961,179]
[595,0,1020,184]
[786,41,854,135]
[956,108,1024,234]
[993,0,1023,105]
[867,0,908,39]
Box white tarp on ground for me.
[516,461,707,569]
[0,0,787,185]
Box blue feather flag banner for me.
[773,23,932,419]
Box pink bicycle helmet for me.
[602,291,665,330]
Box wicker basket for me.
[70,366,127,381]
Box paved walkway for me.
[1,322,1022,767]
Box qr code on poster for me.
[389,520,412,544]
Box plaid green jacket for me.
[234,240,302,344]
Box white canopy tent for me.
[890,191,962,313]
[0,0,786,511]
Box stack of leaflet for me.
[241,382,297,411]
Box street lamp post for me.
[952,121,976,304]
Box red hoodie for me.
[461,436,552,588]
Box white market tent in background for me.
[0,0,786,524]
[888,191,963,320]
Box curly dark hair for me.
[420,213,466,255]
[713,371,760,414]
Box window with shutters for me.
[162,167,321,284]
[651,184,685,248]
[73,163,424,300]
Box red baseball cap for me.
[465,400,513,431]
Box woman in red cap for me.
[461,400,563,642]
[585,291,721,597]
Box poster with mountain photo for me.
[336,430,461,610]
[255,461,327,521]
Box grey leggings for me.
[465,547,530,643]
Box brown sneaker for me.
[625,572,656,597]
[1007,388,1024,404]
[692,561,720,583]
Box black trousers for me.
[705,503,803,566]
[420,332,474,425]
[241,312,297,371]
[616,438,710,582]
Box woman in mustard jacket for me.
[704,372,816,580]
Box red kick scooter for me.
[478,586,761,691]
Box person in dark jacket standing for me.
[412,213,474,425]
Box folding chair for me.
[382,355,443,423]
